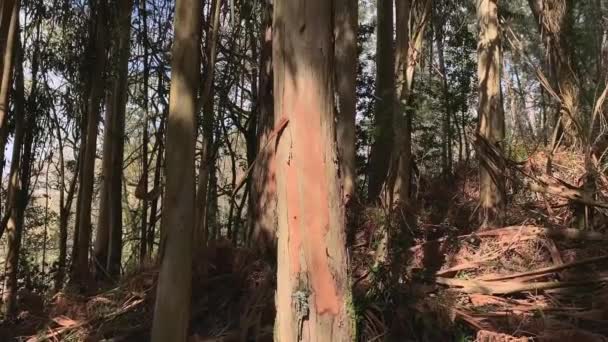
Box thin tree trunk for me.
[434,2,453,177]
[2,31,25,317]
[139,0,150,264]
[477,0,506,227]
[0,0,18,236]
[94,92,113,278]
[147,119,165,257]
[273,0,354,339]
[194,0,221,251]
[150,0,201,337]
[52,110,79,292]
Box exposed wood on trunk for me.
[273,0,354,339]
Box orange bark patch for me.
[283,74,340,316]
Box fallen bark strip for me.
[476,225,608,241]
[411,226,608,254]
[436,276,608,295]
[480,255,608,282]
[526,174,608,209]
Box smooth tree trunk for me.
[273,0,354,340]
[94,92,114,278]
[2,34,25,317]
[367,0,395,203]
[248,0,276,257]
[148,119,165,256]
[150,0,201,338]
[334,0,358,203]
[0,0,18,233]
[74,0,109,287]
[476,0,506,227]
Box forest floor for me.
[3,148,608,342]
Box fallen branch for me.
[476,225,608,241]
[527,175,608,209]
[480,255,608,282]
[436,276,608,295]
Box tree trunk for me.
[390,0,431,207]
[106,0,132,278]
[0,0,18,235]
[477,0,506,228]
[273,0,354,340]
[148,119,165,257]
[2,31,24,317]
[150,0,200,338]
[528,0,580,144]
[335,0,358,203]
[194,0,221,251]
[94,92,113,279]
[367,0,395,203]
[248,0,276,257]
[139,0,150,264]
[74,0,109,288]
[53,110,79,291]
[434,2,453,177]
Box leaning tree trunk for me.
[74,0,109,288]
[150,0,201,338]
[367,0,395,203]
[273,0,354,340]
[476,0,506,228]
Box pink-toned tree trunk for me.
[273,0,354,340]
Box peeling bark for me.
[476,0,506,227]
